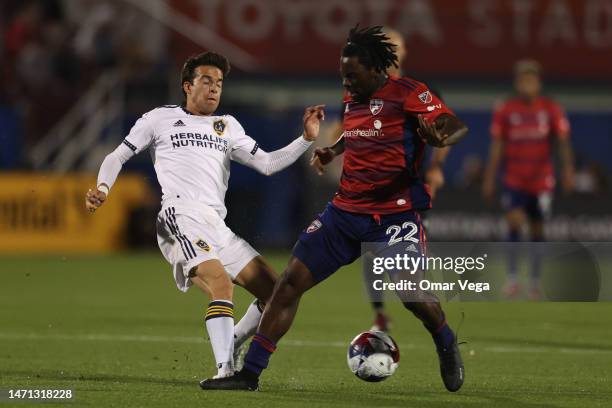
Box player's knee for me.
[268,257,314,305]
[273,271,305,303]
[211,278,233,299]
[195,262,233,300]
[274,273,299,299]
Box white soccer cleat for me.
[212,361,235,379]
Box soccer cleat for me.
[437,341,465,392]
[370,311,392,332]
[199,371,258,391]
[212,361,235,379]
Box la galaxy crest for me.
[369,99,383,115]
[195,239,211,252]
[213,119,226,136]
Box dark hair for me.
[181,52,231,97]
[342,25,398,73]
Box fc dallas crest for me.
[306,220,322,233]
[369,99,383,115]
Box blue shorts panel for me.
[293,204,426,283]
[501,187,553,221]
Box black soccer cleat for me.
[199,371,259,391]
[437,341,465,392]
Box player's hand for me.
[310,147,337,175]
[425,164,445,199]
[303,105,325,141]
[85,188,107,213]
[417,115,449,147]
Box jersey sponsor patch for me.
[369,99,384,115]
[122,139,137,152]
[250,143,259,155]
[418,91,432,104]
[213,119,226,136]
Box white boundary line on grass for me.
[0,332,611,355]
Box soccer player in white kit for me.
[85,52,325,380]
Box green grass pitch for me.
[1,253,611,407]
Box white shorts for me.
[156,198,259,292]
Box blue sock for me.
[243,333,276,377]
[430,313,455,350]
[507,229,520,280]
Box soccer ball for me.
[347,330,400,382]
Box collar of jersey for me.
[180,104,194,116]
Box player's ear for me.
[183,81,192,96]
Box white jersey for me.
[103,105,312,219]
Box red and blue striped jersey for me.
[490,96,570,193]
[332,76,453,214]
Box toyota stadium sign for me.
[169,0,612,77]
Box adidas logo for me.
[405,243,419,253]
[173,120,186,127]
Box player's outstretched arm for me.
[231,105,325,176]
[417,114,468,148]
[85,143,135,213]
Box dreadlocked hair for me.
[342,25,398,73]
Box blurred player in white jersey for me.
[85,52,324,380]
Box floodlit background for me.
[1,0,611,253]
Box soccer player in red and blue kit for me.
[483,60,574,300]
[200,25,469,392]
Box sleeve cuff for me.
[300,134,314,146]
[97,184,110,195]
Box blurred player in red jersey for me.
[482,59,575,300]
[313,27,450,333]
[201,25,468,393]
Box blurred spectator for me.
[3,1,43,58]
[1,0,168,166]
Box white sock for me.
[205,300,235,377]
[234,299,263,349]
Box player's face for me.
[341,56,378,102]
[184,65,224,115]
[515,72,541,100]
